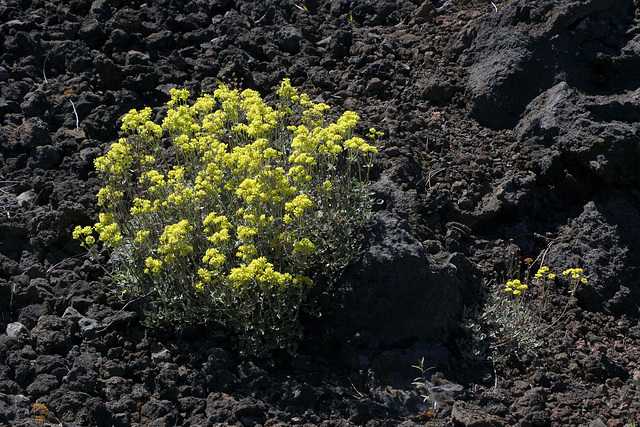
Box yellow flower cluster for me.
[293,238,315,256]
[72,225,95,246]
[228,257,292,290]
[163,105,199,137]
[534,266,550,279]
[203,213,232,244]
[96,185,123,208]
[279,79,378,174]
[236,178,261,204]
[130,198,154,216]
[277,78,299,102]
[285,194,314,218]
[93,139,132,176]
[505,279,528,295]
[93,213,122,247]
[167,88,189,107]
[233,89,279,137]
[236,244,258,261]
[344,137,377,154]
[237,225,258,241]
[563,268,585,280]
[203,248,225,267]
[121,107,162,139]
[367,127,385,140]
[142,169,166,187]
[293,274,313,289]
[158,220,194,263]
[135,230,150,243]
[145,257,163,275]
[214,84,241,123]
[301,101,330,127]
[563,268,588,287]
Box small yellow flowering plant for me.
[460,259,589,363]
[74,80,379,356]
[472,275,544,363]
[562,267,588,294]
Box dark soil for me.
[1,0,640,425]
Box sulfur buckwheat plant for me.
[460,261,589,363]
[73,79,379,356]
[460,277,545,363]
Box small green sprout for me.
[412,358,437,409]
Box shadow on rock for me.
[309,210,481,366]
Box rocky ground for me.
[1,0,640,425]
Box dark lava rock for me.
[99,376,131,401]
[20,91,50,118]
[154,362,180,400]
[34,354,66,380]
[516,82,640,185]
[322,211,468,350]
[464,0,637,129]
[30,315,73,355]
[546,198,640,314]
[6,353,34,387]
[26,373,59,397]
[64,357,98,394]
[451,400,507,427]
[17,117,50,151]
[140,398,177,424]
[0,0,639,426]
[6,322,29,340]
[18,303,49,329]
[47,388,111,426]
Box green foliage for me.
[74,79,379,356]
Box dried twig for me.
[69,99,80,131]
[42,51,51,83]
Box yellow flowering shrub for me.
[73,79,380,356]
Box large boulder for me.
[463,0,636,129]
[516,82,640,185]
[545,196,640,315]
[318,211,479,355]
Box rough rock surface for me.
[1,0,640,425]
